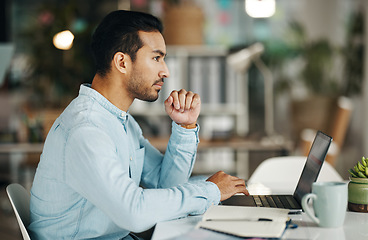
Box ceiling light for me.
[53,30,74,50]
[245,0,276,18]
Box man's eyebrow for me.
[153,50,167,57]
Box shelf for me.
[0,143,43,154]
[0,136,293,156]
[130,44,250,140]
[146,136,293,153]
[166,45,228,57]
[129,103,246,116]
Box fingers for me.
[234,179,249,196]
[207,171,249,201]
[232,178,249,195]
[184,91,194,110]
[190,94,201,110]
[178,90,186,112]
[164,95,173,108]
[168,89,183,112]
[167,89,200,112]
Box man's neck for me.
[91,74,133,112]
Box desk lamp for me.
[227,42,275,138]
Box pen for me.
[286,219,298,229]
[206,218,273,222]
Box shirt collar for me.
[79,83,129,123]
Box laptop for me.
[221,130,332,213]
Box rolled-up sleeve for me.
[141,122,199,189]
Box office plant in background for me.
[264,9,364,97]
[10,1,102,142]
[268,21,340,98]
[16,2,97,109]
[342,7,364,97]
[263,14,363,143]
[260,21,338,141]
[266,9,364,99]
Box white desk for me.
[152,181,368,240]
[151,211,368,240]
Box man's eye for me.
[154,56,160,62]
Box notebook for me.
[221,130,332,213]
[196,205,290,239]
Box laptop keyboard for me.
[253,195,300,209]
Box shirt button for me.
[130,157,133,161]
[121,112,125,118]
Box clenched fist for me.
[164,89,201,127]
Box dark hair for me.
[91,10,163,76]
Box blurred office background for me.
[1,0,368,238]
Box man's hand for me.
[164,89,201,126]
[206,171,249,201]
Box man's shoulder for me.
[62,96,117,128]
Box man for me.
[29,10,248,239]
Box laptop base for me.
[221,195,302,214]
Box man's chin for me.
[145,97,158,103]
[138,93,159,102]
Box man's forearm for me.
[157,122,199,188]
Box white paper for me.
[197,205,289,238]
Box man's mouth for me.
[153,79,164,87]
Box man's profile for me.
[28,10,248,239]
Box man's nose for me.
[159,62,170,78]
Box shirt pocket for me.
[129,146,145,184]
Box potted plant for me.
[347,157,368,212]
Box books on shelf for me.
[196,205,289,238]
[129,46,249,137]
[130,49,242,109]
[208,57,222,104]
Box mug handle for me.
[301,193,320,225]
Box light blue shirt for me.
[29,84,220,239]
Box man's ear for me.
[113,52,130,74]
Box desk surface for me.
[151,211,368,240]
[152,181,366,240]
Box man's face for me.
[126,31,170,102]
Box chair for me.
[248,156,343,194]
[299,96,353,166]
[6,183,31,240]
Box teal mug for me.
[301,182,348,228]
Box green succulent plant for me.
[348,157,368,178]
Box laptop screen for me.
[293,131,332,203]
